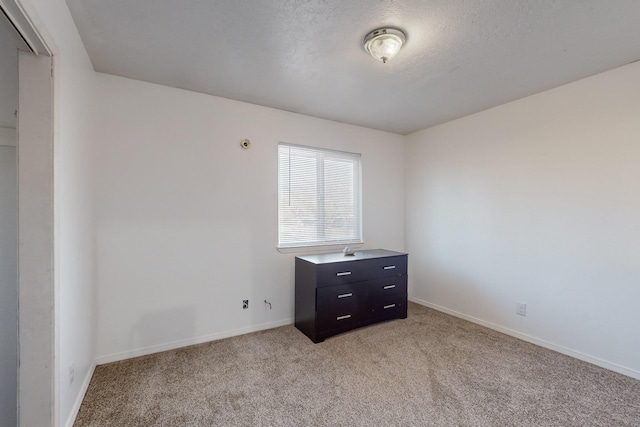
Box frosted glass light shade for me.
[363,28,406,63]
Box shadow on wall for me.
[416,262,514,326]
[131,306,196,351]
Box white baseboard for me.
[65,362,96,427]
[95,317,294,365]
[409,296,640,380]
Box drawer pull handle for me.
[336,271,352,276]
[337,293,353,299]
[383,284,396,290]
[383,304,396,309]
[383,265,396,270]
[336,314,352,321]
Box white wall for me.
[19,0,97,425]
[91,73,405,362]
[406,60,640,378]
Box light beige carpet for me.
[75,303,639,426]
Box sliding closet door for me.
[0,144,18,426]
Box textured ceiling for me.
[65,0,640,135]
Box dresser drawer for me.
[369,276,407,299]
[317,282,368,312]
[371,293,407,321]
[364,255,407,278]
[315,262,367,287]
[317,309,366,332]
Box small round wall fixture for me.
[363,27,406,63]
[240,138,251,149]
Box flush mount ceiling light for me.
[363,27,406,63]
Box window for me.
[278,143,362,248]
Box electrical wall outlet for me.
[242,300,249,309]
[516,302,526,316]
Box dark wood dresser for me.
[295,249,408,343]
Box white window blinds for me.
[278,143,362,248]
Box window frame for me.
[277,142,363,250]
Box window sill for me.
[277,242,364,255]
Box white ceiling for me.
[65,0,640,135]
